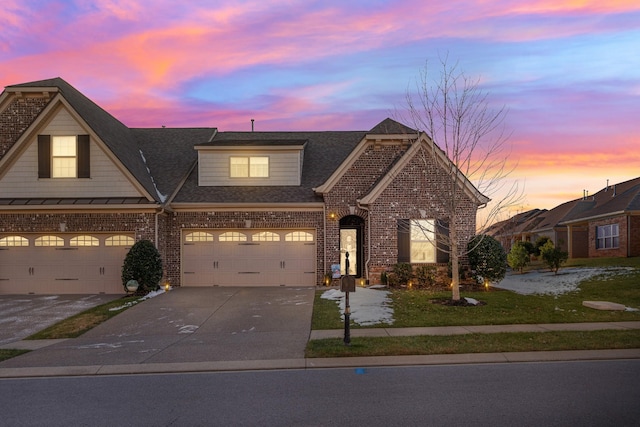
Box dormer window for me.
[38,134,90,179]
[230,156,269,178]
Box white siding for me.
[0,108,143,198]
[198,149,302,186]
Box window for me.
[38,134,90,178]
[229,156,269,178]
[219,231,247,242]
[410,219,436,263]
[596,224,619,249]
[106,235,135,246]
[184,232,214,242]
[35,235,64,247]
[70,235,99,246]
[0,236,29,247]
[252,231,280,242]
[285,231,314,242]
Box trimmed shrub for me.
[467,234,507,284]
[534,236,551,256]
[121,239,163,293]
[540,241,568,274]
[388,263,414,288]
[507,242,530,273]
[415,265,436,288]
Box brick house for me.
[0,78,488,294]
[486,177,640,259]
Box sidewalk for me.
[2,321,639,378]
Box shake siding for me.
[198,150,301,186]
[0,109,142,198]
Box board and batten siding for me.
[198,149,302,186]
[0,108,143,198]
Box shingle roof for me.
[8,78,161,201]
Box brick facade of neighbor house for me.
[1,78,488,294]
[630,216,640,257]
[589,216,628,258]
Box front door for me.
[339,215,364,277]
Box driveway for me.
[0,287,316,368]
[0,294,120,346]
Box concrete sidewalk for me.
[2,321,639,378]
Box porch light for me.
[329,212,337,220]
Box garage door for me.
[182,229,316,286]
[0,234,134,294]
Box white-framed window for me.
[35,235,64,247]
[252,231,280,242]
[285,231,314,242]
[596,224,619,249]
[52,136,77,178]
[0,235,29,247]
[229,156,269,178]
[70,235,99,246]
[410,219,436,263]
[184,232,214,242]
[105,235,135,246]
[219,231,247,242]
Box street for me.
[1,359,638,426]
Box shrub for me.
[507,242,530,273]
[389,263,414,288]
[121,239,163,293]
[534,236,551,256]
[415,265,436,288]
[467,234,507,284]
[540,241,568,274]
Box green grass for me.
[306,330,640,358]
[312,258,640,330]
[0,349,30,362]
[26,295,140,340]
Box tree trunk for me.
[451,227,460,301]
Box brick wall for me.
[630,216,640,257]
[0,95,51,159]
[588,216,627,258]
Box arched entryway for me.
[339,215,364,277]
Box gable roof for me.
[5,78,161,201]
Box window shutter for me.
[37,135,51,178]
[77,135,90,178]
[397,219,410,263]
[436,219,450,264]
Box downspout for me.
[323,202,327,284]
[155,207,165,249]
[356,199,370,284]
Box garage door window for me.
[285,231,313,242]
[0,235,29,246]
[70,235,99,246]
[253,231,280,241]
[219,232,247,242]
[35,235,64,246]
[185,232,214,242]
[105,235,134,246]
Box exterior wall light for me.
[329,212,337,220]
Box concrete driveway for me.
[0,287,316,368]
[0,294,120,346]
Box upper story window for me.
[596,224,619,249]
[230,156,269,178]
[38,134,90,179]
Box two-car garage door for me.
[0,234,133,294]
[182,229,316,286]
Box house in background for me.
[0,78,488,294]
[487,177,640,259]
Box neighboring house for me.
[486,178,640,259]
[0,78,488,294]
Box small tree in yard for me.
[540,240,568,274]
[122,239,163,293]
[467,235,507,285]
[534,236,551,257]
[507,242,530,273]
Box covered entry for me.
[182,229,316,286]
[339,215,364,277]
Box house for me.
[486,178,640,259]
[0,78,488,294]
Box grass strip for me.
[26,296,140,340]
[0,349,30,362]
[305,329,640,358]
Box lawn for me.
[308,258,640,357]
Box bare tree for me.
[401,55,522,301]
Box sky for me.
[1,0,638,219]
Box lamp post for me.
[341,252,355,345]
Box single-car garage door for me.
[182,229,316,286]
[0,234,134,294]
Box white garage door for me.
[182,229,316,286]
[0,234,133,294]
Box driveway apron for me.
[0,287,315,368]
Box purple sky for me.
[2,0,638,216]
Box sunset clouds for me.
[1,0,638,212]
